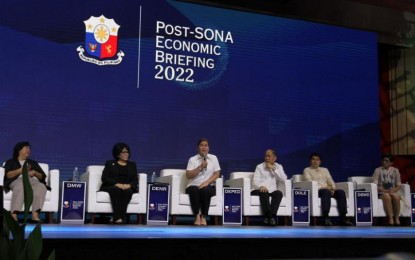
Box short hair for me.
[197,138,209,146]
[13,141,30,159]
[381,153,394,162]
[266,149,277,157]
[112,142,130,160]
[309,152,321,160]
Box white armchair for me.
[348,176,411,222]
[292,174,354,224]
[0,163,60,223]
[225,172,292,225]
[157,169,223,225]
[80,165,147,224]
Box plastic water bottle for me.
[151,172,156,183]
[73,167,79,182]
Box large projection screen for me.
[0,0,380,181]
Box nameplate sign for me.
[147,183,170,225]
[355,190,372,226]
[223,187,242,226]
[292,189,310,226]
[60,181,86,224]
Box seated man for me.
[303,152,352,226]
[251,149,287,226]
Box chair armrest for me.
[401,183,411,213]
[293,180,319,202]
[80,170,102,212]
[0,167,4,186]
[49,169,60,188]
[215,177,223,198]
[80,171,89,182]
[225,178,245,189]
[156,174,181,207]
[49,169,60,212]
[277,179,292,197]
[156,175,174,186]
[138,173,147,198]
[277,180,292,203]
[292,180,314,191]
[356,183,378,194]
[87,171,102,191]
[226,177,251,214]
[336,182,353,198]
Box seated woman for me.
[100,142,138,224]
[4,141,48,222]
[185,138,221,225]
[372,153,402,226]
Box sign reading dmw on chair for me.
[292,189,310,226]
[147,183,170,225]
[355,191,372,226]
[60,181,86,224]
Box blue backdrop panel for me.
[0,0,380,181]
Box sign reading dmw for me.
[66,183,83,188]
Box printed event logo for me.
[77,15,124,65]
[63,201,69,208]
[224,205,229,212]
[149,203,155,210]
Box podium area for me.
[34,224,415,260]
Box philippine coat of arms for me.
[77,15,124,65]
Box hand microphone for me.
[203,155,207,170]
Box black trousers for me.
[251,189,283,218]
[185,185,216,216]
[318,188,347,217]
[101,186,133,220]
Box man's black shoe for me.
[340,220,353,226]
[324,218,332,226]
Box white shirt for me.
[186,153,221,187]
[303,167,335,189]
[252,162,287,192]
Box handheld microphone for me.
[203,154,207,170]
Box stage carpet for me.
[23,224,415,260]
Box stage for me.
[28,224,415,260]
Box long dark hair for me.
[13,141,30,159]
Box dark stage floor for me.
[23,224,415,260]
